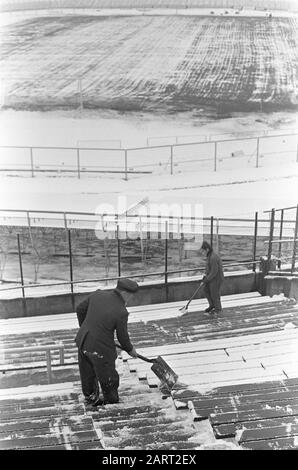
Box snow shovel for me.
[179,280,205,314]
[115,343,178,389]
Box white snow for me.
[284,322,296,330]
[1,7,297,30]
[0,381,77,400]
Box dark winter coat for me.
[205,250,224,285]
[74,289,133,361]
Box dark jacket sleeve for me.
[116,313,133,353]
[206,254,219,282]
[76,297,90,327]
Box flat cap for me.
[117,278,139,293]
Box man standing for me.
[75,278,139,407]
[201,241,224,315]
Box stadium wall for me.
[0,0,297,14]
[0,270,260,318]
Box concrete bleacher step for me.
[0,360,206,450]
[172,377,298,407]
[0,365,81,389]
[237,423,298,444]
[0,423,100,450]
[240,436,298,450]
[1,293,298,449]
[33,440,104,450]
[101,428,198,450]
[214,415,298,439]
[209,402,298,428]
[0,293,280,336]
[189,398,298,422]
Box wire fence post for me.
[68,229,75,311]
[170,146,173,175]
[77,148,81,179]
[165,221,168,302]
[291,205,298,274]
[117,224,121,278]
[124,150,128,181]
[214,141,217,172]
[210,216,214,248]
[30,148,34,177]
[278,209,284,269]
[252,211,258,272]
[268,208,275,261]
[256,137,260,168]
[17,233,27,316]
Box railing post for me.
[214,141,217,172]
[165,221,168,302]
[268,208,275,261]
[124,150,128,181]
[216,218,220,253]
[46,350,52,384]
[17,233,27,316]
[210,216,214,248]
[30,147,34,177]
[256,137,260,168]
[252,211,258,272]
[278,209,284,269]
[63,213,68,230]
[291,205,298,274]
[68,229,75,310]
[77,148,81,179]
[170,145,173,175]
[59,346,65,365]
[117,224,121,278]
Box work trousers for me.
[203,280,222,311]
[78,348,119,403]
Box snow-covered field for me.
[1,12,298,112]
[0,8,297,225]
[0,107,297,219]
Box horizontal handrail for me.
[0,344,64,354]
[264,205,298,213]
[0,260,260,293]
[0,207,294,224]
[0,343,65,384]
[264,239,298,244]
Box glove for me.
[128,346,138,358]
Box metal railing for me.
[1,132,297,180]
[0,343,65,383]
[265,205,298,273]
[0,208,295,303]
[0,207,297,312]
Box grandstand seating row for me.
[1,292,298,449]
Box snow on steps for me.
[0,291,265,335]
[0,373,206,450]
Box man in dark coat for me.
[201,241,224,315]
[75,278,139,406]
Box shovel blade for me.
[151,356,178,389]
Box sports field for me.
[1,14,298,112]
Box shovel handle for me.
[115,343,155,363]
[185,281,204,308]
[136,353,155,363]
